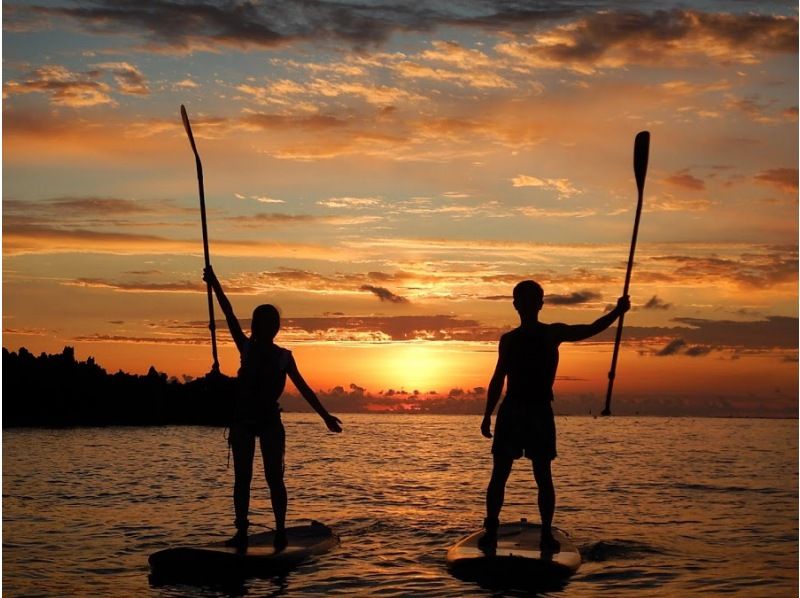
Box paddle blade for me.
[633,131,650,193]
[180,104,198,154]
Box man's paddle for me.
[601,131,650,416]
[180,104,220,373]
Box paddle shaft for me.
[180,105,219,372]
[602,131,649,416]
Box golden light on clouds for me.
[2,1,797,415]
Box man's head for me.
[251,304,280,340]
[513,280,544,317]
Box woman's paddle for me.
[180,104,220,373]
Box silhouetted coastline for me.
[3,346,239,428]
[3,347,793,426]
[1,346,491,428]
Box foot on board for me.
[539,530,561,555]
[273,529,288,552]
[224,529,249,551]
[477,517,498,554]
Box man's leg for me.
[479,453,514,551]
[486,453,514,525]
[532,457,559,550]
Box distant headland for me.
[2,346,490,427]
[4,346,791,425]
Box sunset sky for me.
[3,0,797,416]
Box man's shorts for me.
[492,397,556,461]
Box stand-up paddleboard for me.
[149,520,338,582]
[447,519,580,589]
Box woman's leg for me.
[230,425,256,535]
[260,423,287,532]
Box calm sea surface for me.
[3,415,798,596]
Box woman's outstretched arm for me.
[203,265,247,353]
[287,355,342,433]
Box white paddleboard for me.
[149,520,338,581]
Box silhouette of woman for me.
[203,266,342,550]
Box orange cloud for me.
[754,168,798,192]
[396,60,515,89]
[4,62,149,107]
[512,175,581,198]
[4,65,114,107]
[3,223,353,260]
[664,171,706,191]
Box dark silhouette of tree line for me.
[3,346,237,428]
[3,346,496,428]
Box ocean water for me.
[3,415,797,596]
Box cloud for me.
[517,206,595,218]
[3,196,197,232]
[654,337,716,358]
[664,171,705,191]
[645,194,715,212]
[5,196,159,215]
[240,111,351,130]
[647,251,797,289]
[4,65,114,107]
[71,312,800,351]
[360,285,409,304]
[724,95,771,121]
[317,197,383,209]
[546,290,601,305]
[174,78,199,90]
[657,338,686,356]
[643,295,672,310]
[670,316,797,350]
[590,316,797,353]
[684,345,713,357]
[17,1,575,53]
[4,63,150,107]
[234,193,285,204]
[71,333,212,345]
[495,10,798,72]
[239,78,423,107]
[753,168,798,193]
[3,223,350,260]
[224,212,383,228]
[395,59,515,89]
[206,268,422,298]
[282,314,500,342]
[17,4,797,64]
[65,277,257,294]
[227,213,315,224]
[92,62,149,95]
[659,79,732,97]
[67,278,204,293]
[512,175,580,198]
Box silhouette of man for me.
[203,266,342,551]
[480,281,630,551]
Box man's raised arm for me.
[555,296,631,343]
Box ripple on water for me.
[3,416,798,597]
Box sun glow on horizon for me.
[2,0,797,417]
